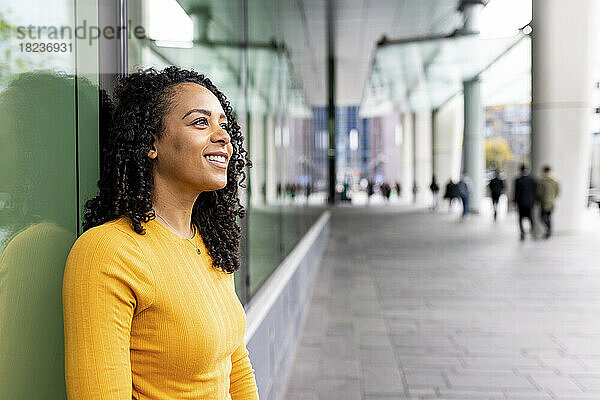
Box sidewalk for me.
[283,206,600,400]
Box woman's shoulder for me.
[63,216,156,312]
[65,216,153,283]
[70,215,141,255]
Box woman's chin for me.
[203,179,227,192]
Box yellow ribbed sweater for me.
[62,215,259,400]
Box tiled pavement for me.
[282,206,600,400]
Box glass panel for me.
[247,0,283,297]
[277,0,326,274]
[482,37,531,172]
[361,33,530,116]
[75,0,101,233]
[0,1,79,397]
[481,36,531,106]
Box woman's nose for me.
[212,127,230,144]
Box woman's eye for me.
[192,118,208,126]
[221,124,229,130]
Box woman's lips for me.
[205,156,227,169]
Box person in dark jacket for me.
[395,181,402,198]
[381,182,392,203]
[443,179,460,211]
[513,164,537,240]
[488,169,505,222]
[367,180,374,204]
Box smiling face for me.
[148,82,233,192]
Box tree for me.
[485,135,514,170]
[0,10,45,90]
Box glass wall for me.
[127,0,326,300]
[247,0,327,297]
[0,0,101,397]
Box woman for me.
[62,66,259,399]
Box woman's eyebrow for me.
[182,108,210,119]
[181,109,227,120]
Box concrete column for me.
[399,112,414,201]
[249,113,266,207]
[531,0,599,231]
[433,94,464,189]
[381,113,400,184]
[462,78,484,212]
[281,118,290,199]
[592,136,600,190]
[266,114,277,204]
[414,110,433,204]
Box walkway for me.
[283,206,600,400]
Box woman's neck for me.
[151,200,197,239]
[153,208,195,239]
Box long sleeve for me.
[62,227,155,400]
[229,339,259,400]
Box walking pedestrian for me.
[429,175,440,211]
[395,181,402,199]
[488,169,505,222]
[513,164,538,241]
[443,179,459,211]
[381,182,391,203]
[536,165,560,239]
[412,181,418,204]
[367,180,374,204]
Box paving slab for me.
[282,206,600,400]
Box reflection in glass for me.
[0,71,100,399]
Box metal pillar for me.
[431,108,438,180]
[460,0,484,213]
[327,0,336,205]
[399,112,414,201]
[462,77,484,212]
[460,0,484,34]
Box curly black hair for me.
[82,66,251,273]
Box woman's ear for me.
[148,144,157,159]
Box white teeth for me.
[206,155,226,163]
